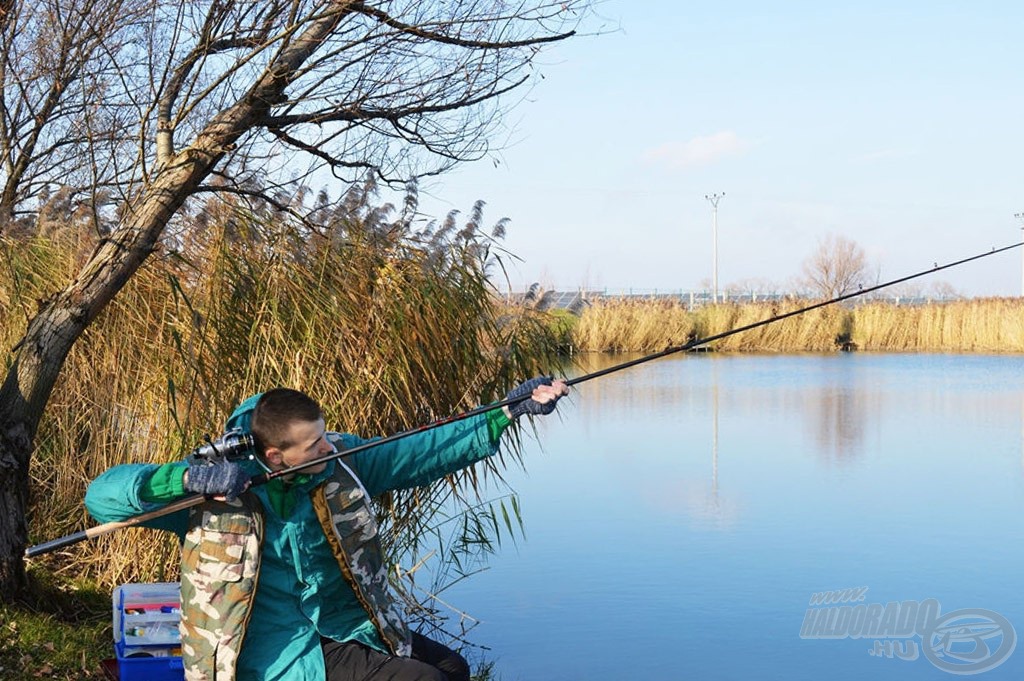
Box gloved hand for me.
[184,460,251,501]
[505,375,565,419]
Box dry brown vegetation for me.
[851,299,1024,352]
[571,299,696,352]
[572,298,1024,353]
[3,184,560,590]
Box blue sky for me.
[414,1,1024,297]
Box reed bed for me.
[852,298,1024,352]
[697,302,850,352]
[572,299,696,352]
[573,299,851,353]
[4,183,562,591]
[572,297,1024,353]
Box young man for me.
[86,377,567,681]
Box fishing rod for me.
[25,240,1022,558]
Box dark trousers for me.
[321,632,471,681]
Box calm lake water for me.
[442,352,1024,681]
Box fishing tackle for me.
[24,240,1023,558]
[186,429,257,466]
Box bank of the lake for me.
[571,298,1024,353]
[0,569,500,680]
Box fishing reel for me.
[187,428,259,467]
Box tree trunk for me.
[0,418,31,592]
[0,149,218,593]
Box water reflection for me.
[683,359,742,528]
[808,385,869,464]
[561,350,1024,527]
[579,351,872,465]
[566,352,741,528]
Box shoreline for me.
[567,298,1024,354]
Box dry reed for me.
[572,297,1024,353]
[5,182,561,590]
[852,298,1024,352]
[703,302,850,352]
[572,299,695,352]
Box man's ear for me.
[263,446,284,468]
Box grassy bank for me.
[0,570,110,679]
[571,298,1024,353]
[0,568,496,680]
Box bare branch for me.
[350,0,575,49]
[267,125,378,171]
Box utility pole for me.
[1017,212,1024,297]
[705,193,724,304]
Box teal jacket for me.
[86,409,510,681]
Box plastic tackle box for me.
[112,582,184,681]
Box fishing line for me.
[25,241,1023,558]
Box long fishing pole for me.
[25,241,1023,558]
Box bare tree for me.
[928,280,960,300]
[0,0,145,232]
[0,0,590,595]
[801,234,869,299]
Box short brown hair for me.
[251,388,323,450]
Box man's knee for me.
[393,657,450,681]
[437,653,470,681]
[410,631,470,681]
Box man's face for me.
[268,417,335,476]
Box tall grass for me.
[4,181,562,593]
[572,299,696,352]
[690,302,848,352]
[852,299,1024,352]
[573,299,849,352]
[571,298,1024,353]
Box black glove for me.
[184,460,251,501]
[506,375,561,419]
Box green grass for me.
[0,568,500,680]
[543,308,578,352]
[0,568,111,679]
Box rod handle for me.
[25,531,89,558]
[25,493,208,559]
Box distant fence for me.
[507,288,959,312]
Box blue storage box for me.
[113,582,184,681]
